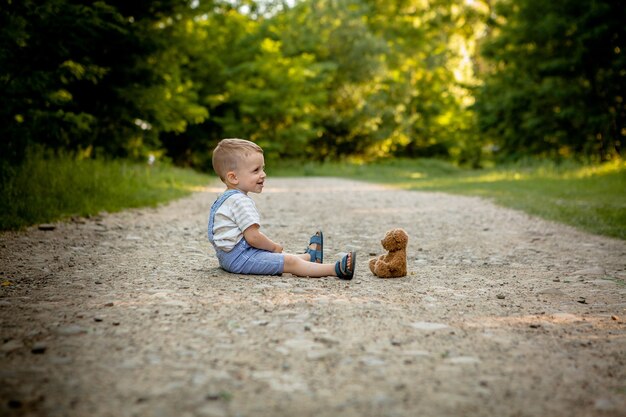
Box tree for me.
[0,0,210,163]
[474,0,626,160]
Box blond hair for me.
[212,138,263,181]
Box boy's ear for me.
[226,171,238,184]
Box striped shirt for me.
[212,193,261,252]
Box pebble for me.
[572,267,606,276]
[49,356,73,365]
[196,403,227,417]
[310,327,329,334]
[409,322,449,331]
[275,346,290,355]
[7,399,22,409]
[401,350,430,358]
[118,357,143,369]
[262,302,275,312]
[55,325,88,336]
[307,350,334,360]
[205,391,229,401]
[283,338,321,351]
[161,300,189,308]
[31,342,47,354]
[594,398,616,411]
[589,279,614,286]
[360,356,386,367]
[252,371,308,392]
[551,313,578,321]
[314,335,340,346]
[446,356,481,365]
[1,340,24,353]
[537,288,566,296]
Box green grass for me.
[270,158,626,240]
[0,153,211,230]
[3,152,623,240]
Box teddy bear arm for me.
[374,258,399,275]
[376,253,407,277]
[370,254,385,274]
[369,257,377,274]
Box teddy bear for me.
[369,228,409,278]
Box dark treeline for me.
[1,0,624,170]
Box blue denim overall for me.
[208,190,284,275]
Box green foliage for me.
[475,0,626,161]
[2,0,623,170]
[0,149,210,230]
[272,158,626,240]
[0,0,211,163]
[139,0,485,167]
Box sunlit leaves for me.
[5,0,618,168]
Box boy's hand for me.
[243,224,282,253]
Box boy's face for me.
[228,152,266,194]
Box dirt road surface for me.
[1,177,625,417]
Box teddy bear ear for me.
[394,229,408,244]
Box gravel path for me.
[1,177,625,417]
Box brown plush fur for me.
[369,228,408,278]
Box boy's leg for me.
[230,243,284,275]
[283,254,336,277]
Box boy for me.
[208,138,356,279]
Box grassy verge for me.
[271,158,626,240]
[0,153,211,230]
[3,153,623,240]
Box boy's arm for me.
[243,224,283,253]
